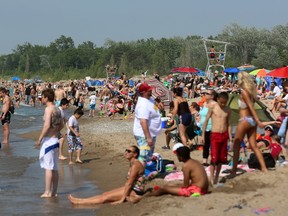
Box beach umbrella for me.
[266,66,288,78]
[224,67,240,74]
[238,64,257,71]
[145,79,173,108]
[171,67,198,73]
[249,68,270,77]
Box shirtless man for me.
[150,146,209,197]
[54,84,67,107]
[36,88,64,198]
[201,92,232,185]
[0,87,12,145]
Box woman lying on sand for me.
[68,145,146,205]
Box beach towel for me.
[39,137,59,170]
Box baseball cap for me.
[173,143,184,154]
[264,125,273,131]
[139,83,154,92]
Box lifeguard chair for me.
[105,64,118,81]
[203,39,230,80]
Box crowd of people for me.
[0,69,287,205]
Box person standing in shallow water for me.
[0,87,12,145]
[36,88,64,198]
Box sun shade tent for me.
[228,94,275,126]
[11,76,21,81]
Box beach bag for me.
[145,153,166,177]
[248,153,275,169]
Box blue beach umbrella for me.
[224,67,240,74]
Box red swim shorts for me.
[178,185,207,197]
[211,131,228,164]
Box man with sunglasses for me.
[133,83,161,163]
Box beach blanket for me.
[39,137,59,170]
[164,164,255,181]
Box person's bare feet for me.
[59,155,67,160]
[41,192,52,198]
[69,161,75,165]
[76,159,83,164]
[68,194,80,204]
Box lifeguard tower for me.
[203,39,230,80]
[105,64,118,80]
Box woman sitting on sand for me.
[68,145,146,205]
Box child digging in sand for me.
[67,108,84,165]
[150,146,209,197]
[201,92,232,186]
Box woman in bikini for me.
[68,145,146,205]
[229,72,279,178]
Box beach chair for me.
[185,116,202,150]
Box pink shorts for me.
[178,185,207,197]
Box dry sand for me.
[21,99,287,216]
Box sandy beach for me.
[19,99,287,216]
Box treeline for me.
[0,23,287,81]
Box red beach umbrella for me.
[171,67,198,73]
[266,66,288,78]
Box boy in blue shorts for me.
[67,108,84,165]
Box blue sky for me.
[0,0,287,54]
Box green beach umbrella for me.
[249,68,270,76]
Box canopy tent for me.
[228,94,274,126]
[86,79,105,87]
[145,79,173,109]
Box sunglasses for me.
[125,149,134,153]
[204,92,212,95]
[265,128,273,132]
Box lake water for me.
[0,104,100,216]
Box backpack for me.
[248,153,275,169]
